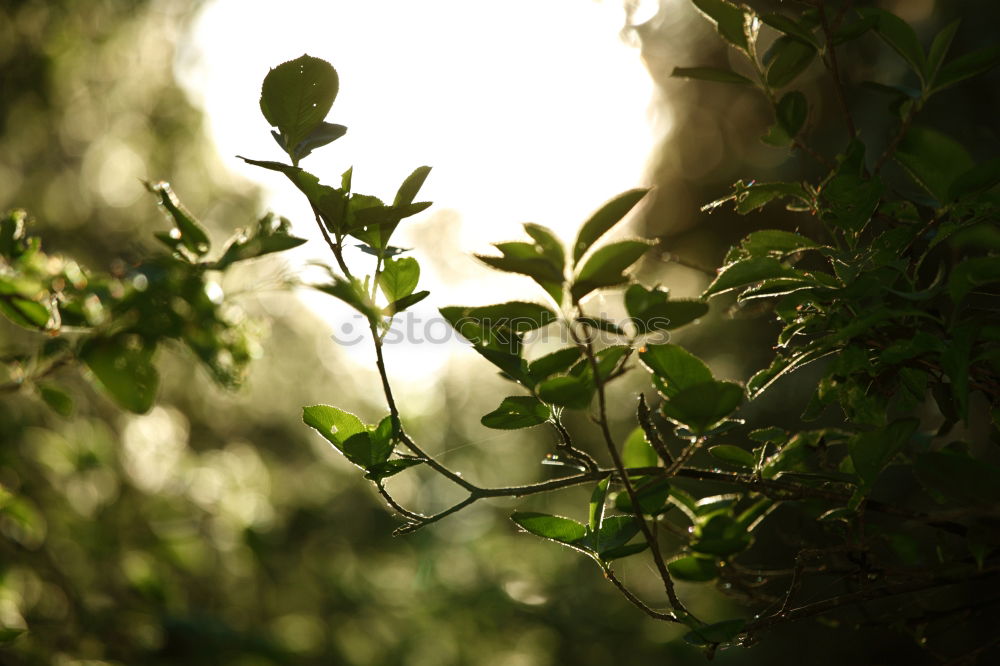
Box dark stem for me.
[604,567,678,622]
[743,564,1000,638]
[818,2,856,139]
[573,304,691,618]
[550,414,600,473]
[637,394,673,466]
[874,100,918,174]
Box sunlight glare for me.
[177,0,658,382]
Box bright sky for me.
[177,0,664,381]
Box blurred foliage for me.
[2,1,999,665]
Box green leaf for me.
[446,301,557,334]
[763,91,808,146]
[212,213,307,269]
[639,344,714,398]
[766,37,816,88]
[848,418,918,502]
[292,122,347,162]
[615,477,672,515]
[314,277,381,325]
[599,542,650,561]
[0,294,50,329]
[749,426,787,444]
[589,478,610,531]
[481,396,551,430]
[511,512,587,545]
[668,556,718,582]
[709,445,755,468]
[949,158,1000,199]
[364,458,423,481]
[735,229,819,258]
[441,305,528,363]
[528,347,583,382]
[302,409,396,473]
[832,14,878,45]
[926,20,960,83]
[340,431,394,470]
[625,284,668,319]
[860,8,926,79]
[761,13,818,47]
[38,383,73,417]
[384,290,430,316]
[691,512,751,555]
[81,338,159,414]
[571,240,653,302]
[237,157,349,233]
[260,55,339,161]
[932,45,1000,93]
[661,381,743,434]
[537,375,594,409]
[670,67,754,85]
[378,257,420,304]
[146,181,211,256]
[475,253,564,304]
[302,404,366,448]
[623,427,658,468]
[570,345,631,383]
[821,173,883,232]
[703,257,800,297]
[726,181,812,214]
[393,166,432,207]
[769,348,843,400]
[895,126,973,203]
[692,0,750,51]
[572,189,649,264]
[392,166,431,208]
[684,619,746,646]
[523,223,565,273]
[584,516,642,560]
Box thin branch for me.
[573,305,692,619]
[818,2,856,138]
[665,436,706,477]
[743,564,1000,638]
[604,567,679,622]
[313,203,478,494]
[655,247,717,277]
[874,100,918,174]
[375,482,426,523]
[793,138,834,169]
[637,394,673,466]
[550,414,600,473]
[393,495,477,535]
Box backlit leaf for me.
[572,189,649,264]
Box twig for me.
[550,414,600,473]
[604,567,678,622]
[375,482,426,523]
[665,436,706,477]
[655,247,717,277]
[874,100,918,174]
[314,205,479,494]
[637,394,673,466]
[818,2,856,138]
[743,564,1000,638]
[573,304,692,618]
